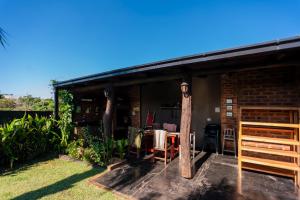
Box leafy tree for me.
[0,98,16,110]
[18,95,35,110]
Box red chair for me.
[145,111,155,129]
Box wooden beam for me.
[70,74,183,93]
[102,85,114,139]
[179,81,192,178]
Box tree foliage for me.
[0,99,16,110]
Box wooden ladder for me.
[238,106,300,187]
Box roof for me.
[54,35,300,89]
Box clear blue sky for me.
[0,0,299,98]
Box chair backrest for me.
[163,123,177,132]
[153,130,167,150]
[146,111,155,127]
[224,128,235,138]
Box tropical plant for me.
[0,114,59,168]
[115,139,128,160]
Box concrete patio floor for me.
[91,153,299,200]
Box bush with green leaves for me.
[0,114,58,168]
[80,127,129,166]
[66,139,84,160]
[115,139,128,160]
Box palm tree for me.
[0,27,7,47]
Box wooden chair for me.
[128,126,143,158]
[145,111,155,129]
[222,128,236,157]
[152,130,171,166]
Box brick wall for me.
[220,66,300,161]
[221,66,300,129]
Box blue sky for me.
[0,0,299,98]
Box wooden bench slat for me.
[241,156,299,171]
[241,135,300,145]
[241,146,299,157]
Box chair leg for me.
[137,148,140,159]
[164,149,167,166]
[216,132,219,155]
[222,135,225,155]
[193,133,195,160]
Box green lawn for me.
[0,156,117,200]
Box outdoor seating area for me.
[128,126,191,165]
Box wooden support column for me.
[180,81,192,178]
[54,87,59,120]
[103,85,114,139]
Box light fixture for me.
[181,82,189,96]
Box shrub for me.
[66,139,84,160]
[83,147,100,164]
[115,139,128,160]
[0,114,58,168]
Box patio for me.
[90,153,299,200]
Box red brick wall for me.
[221,66,300,129]
[220,66,300,161]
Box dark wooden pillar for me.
[103,85,114,139]
[54,87,59,120]
[180,81,192,178]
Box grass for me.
[0,155,117,200]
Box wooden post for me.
[54,87,59,120]
[103,85,114,139]
[180,81,192,178]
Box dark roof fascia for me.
[54,36,300,89]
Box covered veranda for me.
[53,36,300,199]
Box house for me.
[53,36,300,184]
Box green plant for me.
[66,139,84,160]
[0,114,59,168]
[115,139,128,160]
[81,127,115,166]
[83,147,100,164]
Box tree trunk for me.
[103,86,114,139]
[180,82,192,178]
